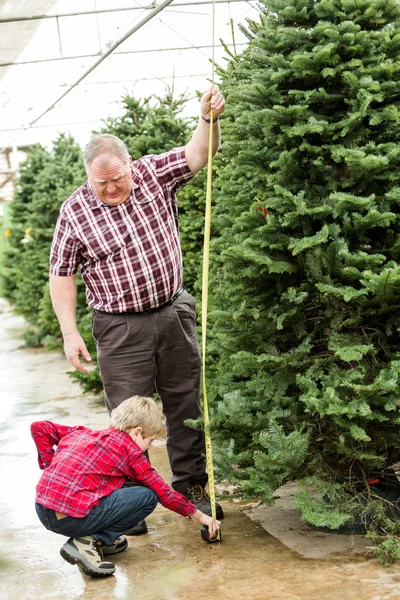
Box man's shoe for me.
[100,535,128,555]
[60,536,115,577]
[124,519,148,536]
[185,484,224,520]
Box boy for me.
[31,395,221,578]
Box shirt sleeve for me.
[30,421,88,470]
[152,146,193,195]
[50,211,80,276]
[125,445,197,517]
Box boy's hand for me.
[191,509,221,538]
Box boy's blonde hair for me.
[108,395,162,438]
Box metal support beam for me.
[25,0,176,131]
[0,172,14,191]
[0,70,213,106]
[0,0,254,24]
[0,42,244,69]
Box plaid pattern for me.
[31,421,197,518]
[50,147,193,313]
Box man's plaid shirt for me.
[31,421,197,518]
[50,147,193,313]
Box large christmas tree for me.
[208,0,400,546]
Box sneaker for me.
[185,484,224,520]
[60,536,115,577]
[124,519,148,536]
[100,535,128,555]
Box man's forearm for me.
[185,118,221,175]
[185,84,225,175]
[193,117,221,156]
[49,273,78,339]
[50,273,91,372]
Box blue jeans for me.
[35,486,158,546]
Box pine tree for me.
[2,144,50,319]
[208,0,400,543]
[2,136,86,346]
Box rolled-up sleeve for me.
[153,146,193,195]
[50,212,80,276]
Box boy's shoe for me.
[185,484,224,520]
[124,519,148,536]
[60,536,115,577]
[101,536,128,555]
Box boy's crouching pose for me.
[31,395,220,577]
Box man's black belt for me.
[117,286,185,315]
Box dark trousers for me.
[92,290,207,492]
[36,486,157,546]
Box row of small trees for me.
[4,0,400,563]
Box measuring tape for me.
[200,0,221,543]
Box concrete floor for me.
[2,300,400,600]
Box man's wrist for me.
[63,329,79,339]
[201,115,219,124]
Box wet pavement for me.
[2,300,400,599]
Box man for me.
[49,85,225,533]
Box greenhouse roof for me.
[0,0,259,150]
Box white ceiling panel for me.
[0,0,58,79]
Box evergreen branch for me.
[383,269,392,298]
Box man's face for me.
[87,152,133,206]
